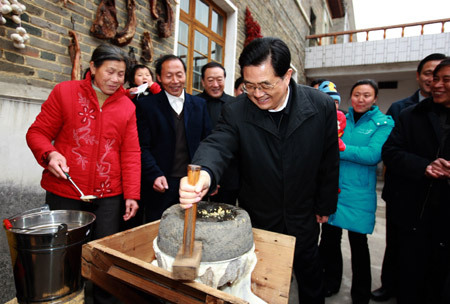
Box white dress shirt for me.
[165,90,185,115]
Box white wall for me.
[338,78,418,114]
[0,97,44,186]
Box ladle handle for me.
[63,172,86,197]
[182,164,201,257]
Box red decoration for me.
[244,7,263,47]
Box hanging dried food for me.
[141,31,154,62]
[68,30,81,80]
[1,0,29,49]
[128,46,138,66]
[157,0,173,38]
[112,0,136,46]
[90,0,118,39]
[149,0,159,19]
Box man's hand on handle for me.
[179,170,211,209]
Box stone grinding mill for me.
[153,166,266,302]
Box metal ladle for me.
[63,172,97,202]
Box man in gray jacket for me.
[179,37,339,303]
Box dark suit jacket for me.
[382,90,420,203]
[136,90,211,184]
[197,91,240,190]
[382,98,450,230]
[386,90,421,123]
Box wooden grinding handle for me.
[182,164,201,257]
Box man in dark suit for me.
[179,37,339,304]
[371,53,447,301]
[381,59,450,304]
[197,62,239,205]
[136,54,211,223]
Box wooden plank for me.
[94,221,160,261]
[83,239,249,304]
[107,265,207,304]
[81,250,150,304]
[251,228,296,304]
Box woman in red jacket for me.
[26,43,141,303]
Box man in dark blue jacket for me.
[136,55,211,222]
[372,53,446,301]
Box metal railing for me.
[306,18,450,46]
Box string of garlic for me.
[1,0,29,49]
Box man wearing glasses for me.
[179,37,339,304]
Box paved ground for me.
[288,181,397,304]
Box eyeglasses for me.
[243,78,282,94]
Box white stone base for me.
[152,237,266,304]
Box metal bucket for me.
[3,205,96,303]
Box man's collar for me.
[200,90,226,101]
[165,90,185,101]
[419,90,430,102]
[269,86,290,113]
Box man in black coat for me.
[371,53,447,301]
[381,59,450,304]
[197,62,239,205]
[179,37,339,304]
[136,55,211,223]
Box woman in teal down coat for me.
[319,79,394,304]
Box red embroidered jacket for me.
[26,72,141,200]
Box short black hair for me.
[128,64,155,87]
[155,54,186,76]
[310,78,328,87]
[238,37,291,78]
[350,79,379,97]
[201,62,226,79]
[417,53,447,74]
[433,58,450,76]
[234,76,243,90]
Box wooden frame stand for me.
[82,221,295,304]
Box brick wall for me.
[233,0,319,84]
[0,0,175,91]
[0,0,336,91]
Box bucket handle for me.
[6,204,50,221]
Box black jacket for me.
[382,90,420,202]
[197,91,239,191]
[382,98,450,230]
[386,90,421,123]
[192,81,339,243]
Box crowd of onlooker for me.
[25,39,449,304]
